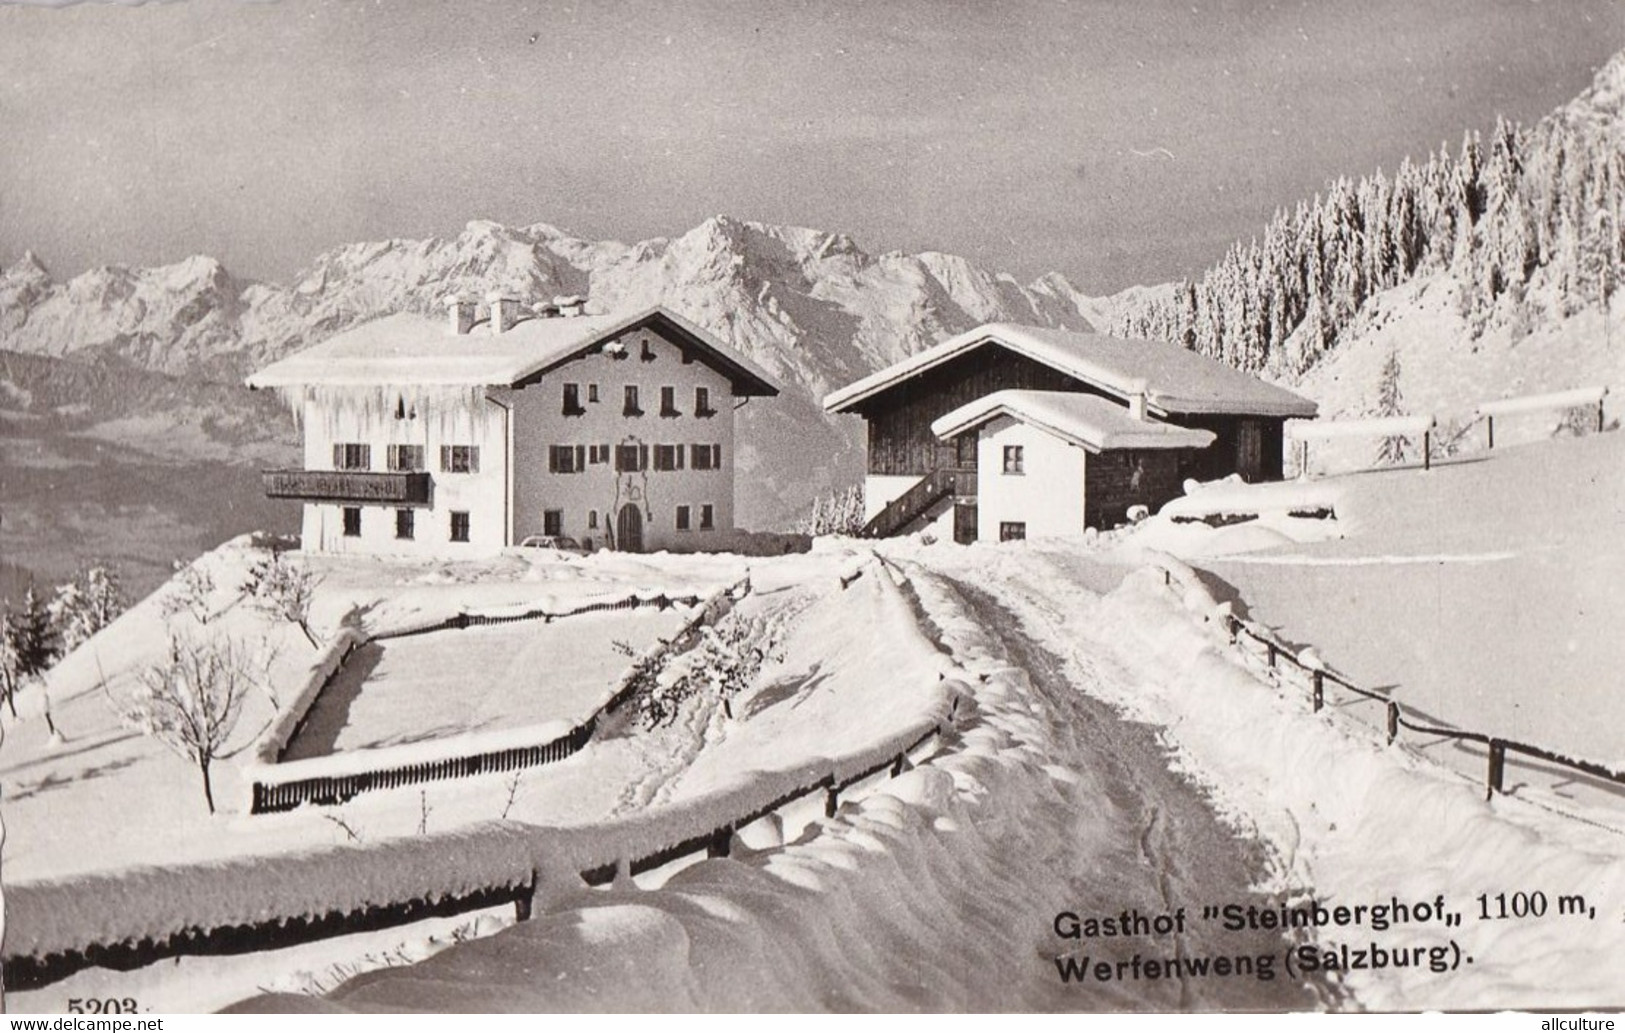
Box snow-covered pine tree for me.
[0,609,23,717]
[7,581,57,682]
[49,563,126,655]
[1373,350,1408,466]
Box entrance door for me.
[616,504,644,553]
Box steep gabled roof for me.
[931,390,1217,453]
[824,323,1315,419]
[246,305,779,396]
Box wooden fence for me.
[249,579,748,813]
[1155,565,1625,801]
[5,561,959,992]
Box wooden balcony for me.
[262,470,432,505]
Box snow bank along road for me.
[923,542,1625,1011]
[240,553,1333,1012]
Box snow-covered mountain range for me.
[0,218,1132,600]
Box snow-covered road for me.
[935,571,1335,1011]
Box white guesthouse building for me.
[247,299,780,556]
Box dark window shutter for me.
[576,445,586,472]
[333,443,344,469]
[639,444,649,470]
[440,445,452,471]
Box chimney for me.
[487,291,520,335]
[1127,379,1149,421]
[444,294,477,335]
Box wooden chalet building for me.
[822,323,1317,542]
[247,299,779,557]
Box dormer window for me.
[694,386,717,418]
[562,383,586,417]
[660,386,680,417]
[623,385,643,416]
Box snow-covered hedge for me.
[252,626,370,766]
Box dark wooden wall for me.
[1083,450,1186,530]
[857,347,1100,476]
[1165,415,1287,483]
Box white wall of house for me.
[975,416,1087,541]
[297,388,508,556]
[505,326,739,553]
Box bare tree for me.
[242,550,323,648]
[161,562,219,626]
[120,632,273,813]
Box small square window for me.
[333,443,371,471]
[450,511,471,543]
[342,506,362,537]
[588,384,600,403]
[660,386,680,417]
[695,386,716,417]
[441,445,479,474]
[676,505,691,531]
[700,503,715,530]
[623,385,643,416]
[395,508,415,540]
[387,444,424,472]
[615,443,648,472]
[1002,445,1025,474]
[999,521,1026,542]
[543,509,564,536]
[588,510,599,530]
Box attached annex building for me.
[247,298,779,556]
[823,323,1316,542]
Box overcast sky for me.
[1,0,1620,294]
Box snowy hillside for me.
[0,216,1124,539]
[1113,48,1625,418]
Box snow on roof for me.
[825,323,1317,418]
[245,305,779,396]
[930,390,1217,452]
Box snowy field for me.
[226,529,1625,1013]
[282,609,691,760]
[1160,432,1625,775]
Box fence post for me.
[1486,739,1506,799]
[1422,429,1432,471]
[1385,701,1399,744]
[708,826,732,858]
[1599,400,1607,434]
[890,753,907,777]
[1311,670,1324,713]
[1226,616,1238,647]
[515,875,536,922]
[1487,415,1495,450]
[824,784,839,818]
[1266,641,1277,670]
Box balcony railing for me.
[262,470,432,505]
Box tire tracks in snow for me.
[932,561,1339,1011]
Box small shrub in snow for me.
[1551,405,1597,439]
[793,483,866,536]
[119,631,275,814]
[242,550,323,648]
[161,561,219,626]
[625,612,789,728]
